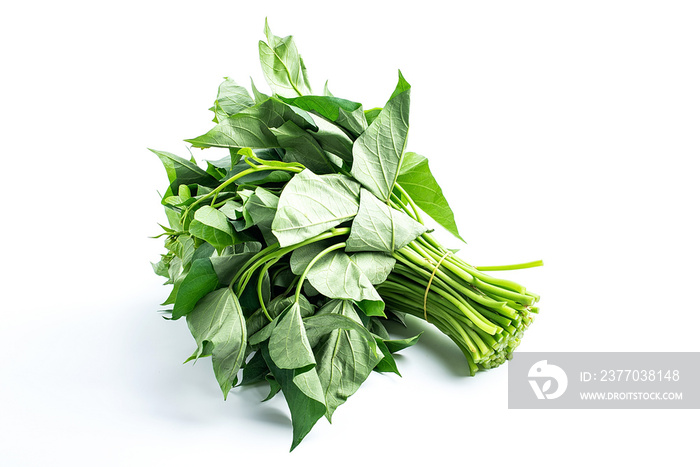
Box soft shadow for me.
[236,384,290,427]
[383,315,473,378]
[122,297,295,429]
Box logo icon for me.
[528,360,568,400]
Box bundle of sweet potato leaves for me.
[151,21,541,450]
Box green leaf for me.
[303,314,378,356]
[247,294,314,340]
[304,314,381,419]
[205,155,232,178]
[278,95,367,138]
[384,333,423,353]
[290,245,387,316]
[251,98,317,130]
[171,258,219,319]
[385,309,409,327]
[259,19,312,98]
[271,120,336,174]
[150,149,219,198]
[346,188,426,253]
[269,302,316,370]
[373,339,401,375]
[368,317,390,340]
[164,207,182,230]
[289,239,334,275]
[364,107,382,126]
[272,170,360,247]
[301,248,385,316]
[263,375,282,401]
[397,151,465,242]
[348,252,396,285]
[272,268,297,290]
[249,317,276,346]
[308,115,354,164]
[178,236,198,268]
[162,254,184,292]
[186,98,316,150]
[178,184,192,201]
[243,187,280,245]
[323,81,333,97]
[189,206,235,251]
[316,299,362,322]
[350,71,411,201]
[211,100,228,124]
[240,350,269,386]
[151,256,171,279]
[238,270,271,315]
[293,245,395,286]
[217,199,244,221]
[209,242,261,284]
[261,343,326,451]
[186,113,278,150]
[185,288,247,399]
[189,241,216,264]
[250,77,269,104]
[245,187,279,224]
[213,77,254,117]
[163,193,196,208]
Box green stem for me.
[230,242,282,288]
[385,262,501,336]
[257,257,281,322]
[475,260,544,271]
[446,254,527,294]
[184,163,303,220]
[422,231,443,252]
[394,183,423,223]
[393,251,513,316]
[233,227,351,295]
[282,274,300,297]
[389,192,417,221]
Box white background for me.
[1,1,698,465]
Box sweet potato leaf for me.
[261,343,326,451]
[150,149,219,199]
[259,19,312,98]
[189,206,236,252]
[305,314,382,420]
[186,98,316,149]
[243,187,280,246]
[308,115,354,164]
[271,120,336,174]
[247,294,314,340]
[348,252,396,285]
[269,302,316,370]
[373,339,401,375]
[299,248,385,317]
[350,72,410,201]
[278,95,367,138]
[346,188,426,253]
[272,170,360,247]
[185,288,247,399]
[213,77,254,118]
[171,257,219,319]
[397,151,464,242]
